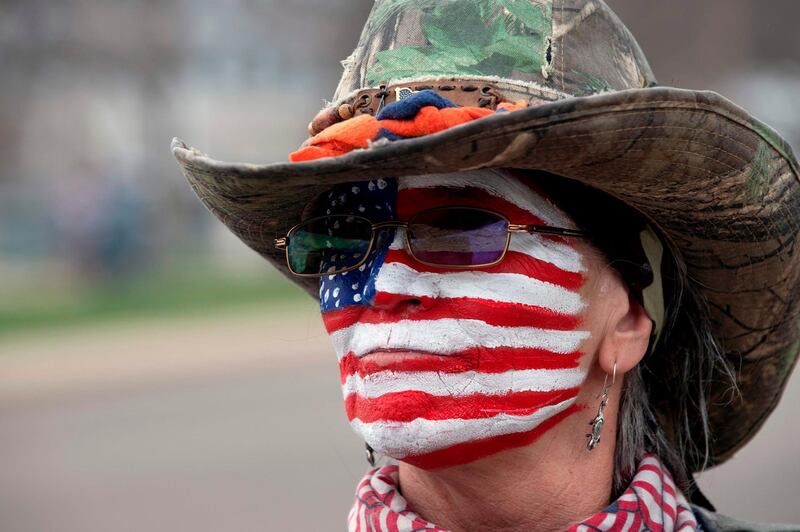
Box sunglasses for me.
[274,206,588,277]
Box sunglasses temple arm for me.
[511,224,588,238]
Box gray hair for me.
[612,242,739,496]
[528,171,739,497]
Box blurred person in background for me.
[51,167,148,281]
[174,0,799,530]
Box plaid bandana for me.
[348,454,698,531]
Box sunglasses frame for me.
[274,205,588,278]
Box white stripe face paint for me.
[372,261,586,315]
[342,367,588,398]
[508,232,586,273]
[350,397,577,458]
[331,318,589,360]
[319,171,595,469]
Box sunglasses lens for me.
[287,215,372,275]
[409,208,508,267]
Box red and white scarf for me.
[348,454,698,531]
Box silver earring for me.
[586,361,616,451]
[365,443,376,466]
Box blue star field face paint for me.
[318,178,397,311]
[318,171,592,469]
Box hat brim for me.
[172,86,800,470]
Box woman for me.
[172,0,800,529]
[295,169,697,530]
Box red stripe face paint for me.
[318,170,591,468]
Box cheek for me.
[570,248,614,356]
[319,229,400,353]
[319,262,371,314]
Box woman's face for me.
[316,170,617,469]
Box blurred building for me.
[0,0,797,291]
[0,0,374,290]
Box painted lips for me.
[360,348,447,363]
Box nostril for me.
[370,292,428,310]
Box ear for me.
[596,289,653,377]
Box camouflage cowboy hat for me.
[171,0,800,470]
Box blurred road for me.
[1,307,798,531]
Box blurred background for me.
[1,1,798,530]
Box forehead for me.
[316,170,574,227]
[399,171,572,226]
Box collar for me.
[348,454,698,531]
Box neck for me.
[398,392,620,531]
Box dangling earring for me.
[586,361,616,451]
[365,442,376,466]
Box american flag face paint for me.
[318,170,591,469]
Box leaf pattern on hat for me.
[366,0,553,85]
[571,70,613,96]
[744,141,771,201]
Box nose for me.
[362,228,432,310]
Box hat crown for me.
[334,0,657,102]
